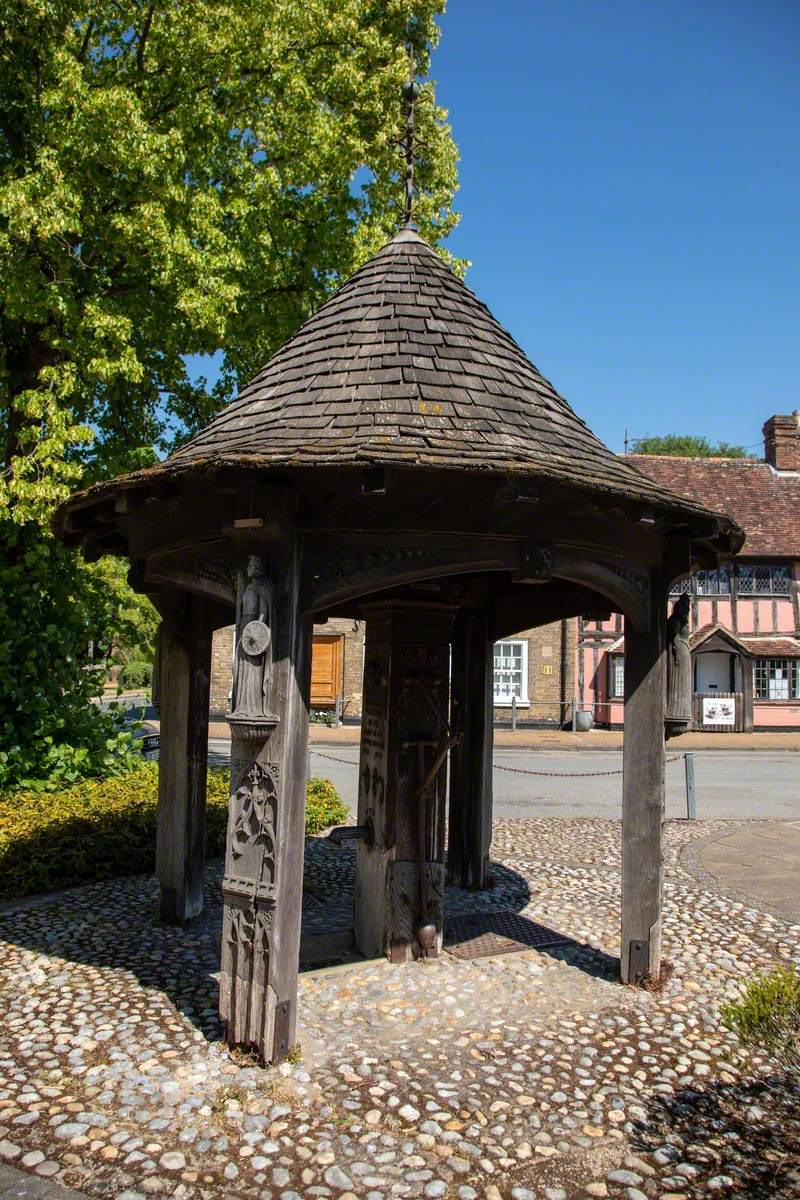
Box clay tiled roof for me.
[690,624,752,653]
[608,630,800,658]
[739,637,800,658]
[629,456,800,558]
[55,230,742,543]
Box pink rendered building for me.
[577,412,800,732]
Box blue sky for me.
[189,1,799,456]
[433,0,800,453]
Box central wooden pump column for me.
[621,572,669,984]
[355,601,457,962]
[447,607,493,890]
[219,538,311,1064]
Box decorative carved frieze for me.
[607,563,650,603]
[147,555,235,604]
[310,544,439,586]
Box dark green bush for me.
[0,764,346,899]
[305,776,348,833]
[117,659,153,690]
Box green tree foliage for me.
[0,522,146,789]
[0,0,460,518]
[0,2,459,787]
[631,434,748,458]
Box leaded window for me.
[493,640,529,705]
[754,658,800,701]
[608,653,625,699]
[670,567,731,595]
[696,566,731,596]
[737,564,791,595]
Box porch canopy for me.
[55,227,743,1063]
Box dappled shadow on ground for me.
[632,1073,800,1198]
[0,830,617,1050]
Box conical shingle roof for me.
[54,227,742,554]
[160,229,684,509]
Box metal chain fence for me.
[310,748,685,779]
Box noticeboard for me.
[702,696,735,727]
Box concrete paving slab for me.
[698,821,800,922]
[0,1166,87,1199]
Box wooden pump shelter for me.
[55,228,743,1063]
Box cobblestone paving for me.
[1,819,799,1200]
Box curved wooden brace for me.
[552,548,652,632]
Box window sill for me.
[493,698,530,708]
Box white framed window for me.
[754,658,800,701]
[493,639,529,706]
[608,653,625,699]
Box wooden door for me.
[310,634,342,707]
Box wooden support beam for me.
[447,608,493,890]
[219,541,312,1064]
[354,601,456,961]
[155,600,212,925]
[621,572,668,984]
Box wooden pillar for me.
[219,541,311,1063]
[447,607,493,890]
[621,573,668,985]
[355,601,456,961]
[155,599,212,925]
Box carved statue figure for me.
[231,556,273,718]
[665,592,692,737]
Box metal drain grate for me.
[444,910,572,960]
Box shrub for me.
[117,659,153,690]
[305,776,348,834]
[0,764,346,900]
[721,965,800,1073]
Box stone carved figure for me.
[665,592,692,737]
[231,556,273,718]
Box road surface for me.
[207,741,799,821]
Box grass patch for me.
[0,763,346,900]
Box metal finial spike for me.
[401,45,422,227]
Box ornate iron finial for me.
[401,45,422,227]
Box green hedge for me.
[0,764,347,900]
[117,659,153,690]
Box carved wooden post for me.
[355,601,456,961]
[220,540,311,1063]
[621,572,668,984]
[156,599,212,924]
[447,607,493,889]
[664,593,692,738]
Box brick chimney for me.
[763,412,800,470]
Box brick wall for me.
[492,619,574,726]
[210,625,234,716]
